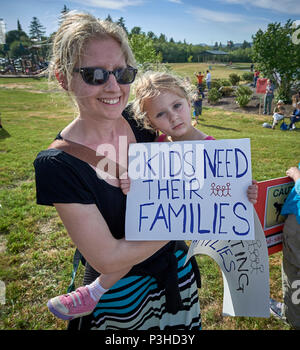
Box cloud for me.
[219,0,300,15]
[187,6,245,23]
[70,0,144,10]
[167,0,183,4]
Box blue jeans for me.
[289,115,300,129]
[207,81,211,90]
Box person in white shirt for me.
[206,70,211,90]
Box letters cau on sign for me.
[126,139,254,241]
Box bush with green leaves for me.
[229,73,241,86]
[242,72,254,82]
[236,85,253,96]
[219,86,235,97]
[235,85,253,107]
[210,79,222,90]
[219,79,231,86]
[208,87,222,104]
[235,94,252,107]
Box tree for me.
[130,26,142,35]
[242,40,251,49]
[129,34,160,65]
[61,4,69,16]
[116,17,127,34]
[59,5,70,25]
[29,17,46,41]
[17,20,22,31]
[5,30,29,46]
[252,20,300,101]
[106,14,113,22]
[227,40,234,49]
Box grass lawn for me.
[0,66,299,330]
[169,62,251,83]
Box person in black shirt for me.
[34,11,202,330]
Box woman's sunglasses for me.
[73,66,138,86]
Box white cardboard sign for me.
[185,210,270,317]
[126,139,255,241]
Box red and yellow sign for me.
[254,177,294,255]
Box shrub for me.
[219,86,235,97]
[229,73,241,86]
[219,79,231,86]
[236,94,251,107]
[235,85,253,107]
[235,95,251,107]
[242,72,254,82]
[236,85,252,96]
[208,88,221,104]
[210,79,222,90]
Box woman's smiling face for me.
[71,37,131,121]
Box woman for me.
[34,11,201,330]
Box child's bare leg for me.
[96,266,132,289]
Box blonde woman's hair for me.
[131,71,195,130]
[48,11,136,98]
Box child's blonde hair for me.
[131,71,195,130]
[48,10,136,100]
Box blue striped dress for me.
[88,246,201,330]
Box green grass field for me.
[0,64,299,330]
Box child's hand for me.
[247,180,258,205]
[119,173,131,195]
[286,167,300,183]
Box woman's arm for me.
[54,202,168,275]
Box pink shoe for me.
[47,286,98,320]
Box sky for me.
[1,0,300,45]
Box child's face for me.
[143,90,191,138]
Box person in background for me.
[292,90,300,108]
[193,87,204,124]
[272,100,285,129]
[194,71,204,92]
[288,101,300,130]
[205,70,211,90]
[253,70,260,87]
[280,163,300,330]
[263,79,274,115]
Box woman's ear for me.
[55,71,68,90]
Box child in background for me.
[192,88,204,125]
[272,100,285,129]
[47,71,258,321]
[280,163,300,329]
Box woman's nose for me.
[104,73,121,91]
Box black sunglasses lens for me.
[81,68,108,85]
[116,67,137,84]
[79,67,137,85]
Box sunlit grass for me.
[0,70,298,330]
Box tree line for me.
[0,5,253,63]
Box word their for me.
[104,334,195,347]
